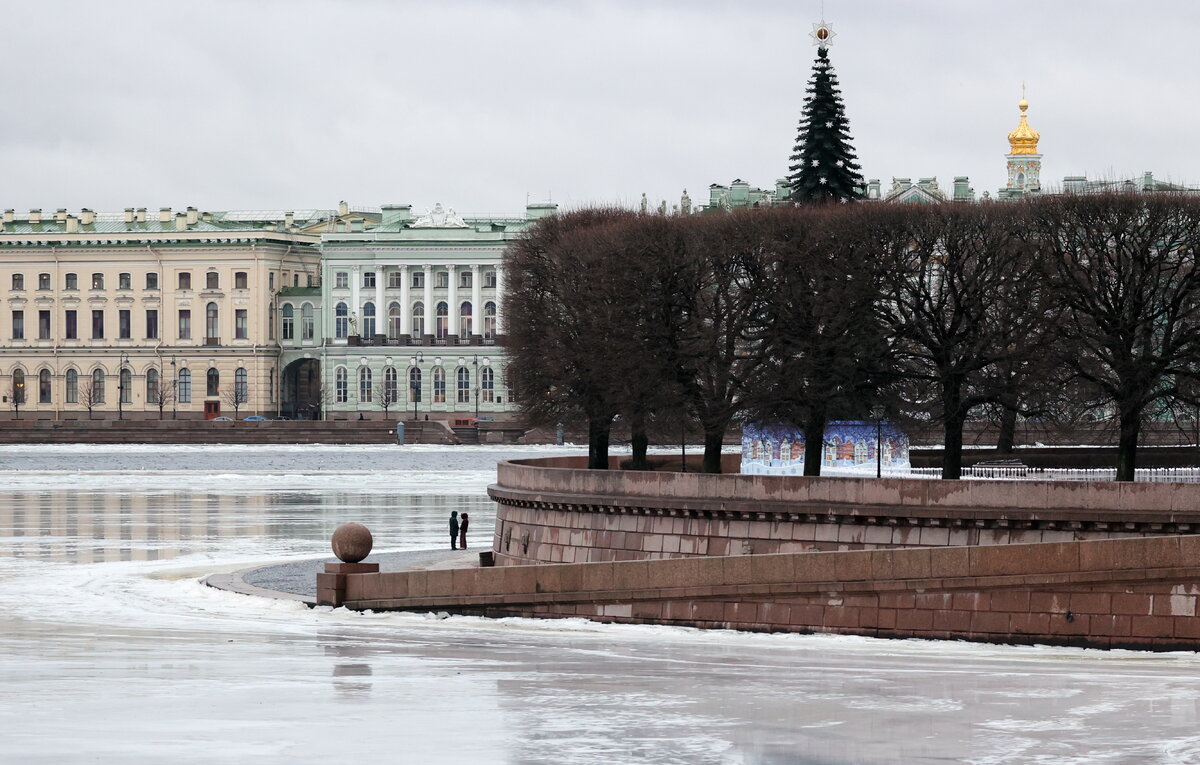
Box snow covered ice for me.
[2,445,1200,763]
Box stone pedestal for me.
[317,561,380,607]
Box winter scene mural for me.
[741,421,910,475]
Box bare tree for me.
[8,376,25,420]
[147,377,176,420]
[222,383,251,419]
[78,381,102,420]
[1030,193,1200,480]
[376,376,399,418]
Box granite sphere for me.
[331,522,373,563]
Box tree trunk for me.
[802,415,827,477]
[1116,405,1141,482]
[587,415,611,470]
[629,411,650,470]
[941,381,966,480]
[702,425,725,474]
[995,406,1017,454]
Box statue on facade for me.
[412,202,468,228]
[680,189,692,215]
[640,193,649,214]
[349,312,359,336]
[657,200,667,216]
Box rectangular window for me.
[11,274,24,290]
[178,309,191,340]
[335,272,348,289]
[387,270,403,288]
[206,272,219,290]
[293,274,299,287]
[484,270,497,288]
[65,273,78,291]
[178,272,191,290]
[435,271,448,288]
[91,310,104,339]
[235,272,248,289]
[146,273,159,290]
[460,271,472,288]
[65,310,77,340]
[38,310,50,340]
[146,310,159,340]
[118,273,131,290]
[268,272,275,291]
[363,272,376,288]
[11,310,24,340]
[119,310,131,339]
[38,273,50,290]
[66,372,78,404]
[178,372,191,403]
[412,271,425,289]
[235,309,248,340]
[91,273,104,290]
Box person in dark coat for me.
[459,512,469,549]
[449,511,459,550]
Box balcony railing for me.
[205,337,220,346]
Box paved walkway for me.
[204,548,478,605]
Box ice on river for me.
[2,444,1200,764]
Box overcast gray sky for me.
[3,1,1198,216]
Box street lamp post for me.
[171,357,177,420]
[409,352,423,421]
[871,406,885,479]
[118,352,129,421]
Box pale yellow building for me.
[0,205,357,419]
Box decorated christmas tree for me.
[786,23,865,203]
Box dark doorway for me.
[282,358,322,419]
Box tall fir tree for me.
[787,46,865,203]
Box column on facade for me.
[350,265,361,337]
[374,265,385,338]
[471,264,482,340]
[399,264,410,337]
[446,265,458,342]
[494,263,504,335]
[423,264,434,340]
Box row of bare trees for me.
[503,193,1200,480]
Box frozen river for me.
[3,444,1200,764]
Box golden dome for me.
[1008,98,1039,155]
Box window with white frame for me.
[481,366,494,403]
[359,366,372,402]
[301,303,314,340]
[335,302,349,339]
[335,367,348,403]
[433,366,446,403]
[456,366,470,403]
[335,271,348,289]
[281,304,294,340]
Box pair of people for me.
[449,510,469,550]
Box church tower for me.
[1002,96,1041,198]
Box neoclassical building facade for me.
[0,206,337,419]
[278,201,556,419]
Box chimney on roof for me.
[3,209,13,224]
[135,207,147,223]
[284,211,294,228]
[201,211,213,223]
[29,209,41,224]
[186,206,198,225]
[174,212,187,231]
[81,209,95,225]
[124,208,135,224]
[65,215,78,233]
[56,208,67,223]
[159,207,172,223]
[338,200,349,216]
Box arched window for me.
[120,368,132,404]
[301,303,314,340]
[459,301,472,337]
[281,304,294,340]
[408,366,422,403]
[388,302,402,338]
[38,369,51,404]
[178,369,192,403]
[411,301,425,337]
[483,301,497,339]
[10,369,26,404]
[359,366,373,402]
[362,302,376,338]
[335,367,348,403]
[435,302,449,339]
[481,366,494,403]
[206,302,219,342]
[335,302,349,339]
[235,368,248,399]
[433,366,446,403]
[384,366,397,402]
[92,368,105,403]
[66,368,79,404]
[146,368,160,402]
[456,366,470,403]
[207,368,220,397]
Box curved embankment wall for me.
[326,457,1200,649]
[486,456,1200,566]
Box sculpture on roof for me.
[411,202,468,228]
